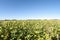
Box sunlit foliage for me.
[0,20,60,40]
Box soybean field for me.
[0,20,60,40]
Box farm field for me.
[0,20,60,40]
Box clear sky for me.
[0,0,60,20]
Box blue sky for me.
[0,0,60,20]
